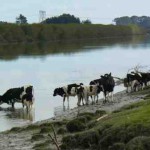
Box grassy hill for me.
[61,88,150,150]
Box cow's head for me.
[79,83,84,86]
[53,88,65,97]
[20,85,34,100]
[25,85,33,94]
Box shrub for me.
[66,118,86,132]
[108,143,125,150]
[57,127,67,135]
[31,133,44,141]
[62,130,100,149]
[126,136,150,150]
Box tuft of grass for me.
[24,124,39,131]
[31,133,44,141]
[33,140,50,150]
[39,127,52,134]
[10,127,22,132]
[57,127,67,135]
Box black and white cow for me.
[125,72,150,92]
[124,72,144,92]
[0,85,34,110]
[53,83,83,106]
[139,72,150,86]
[77,84,102,105]
[89,78,103,103]
[100,73,115,103]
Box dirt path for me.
[0,90,147,150]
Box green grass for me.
[61,90,150,150]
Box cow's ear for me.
[101,75,104,78]
[109,72,111,76]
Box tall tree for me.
[82,19,92,24]
[43,14,80,24]
[16,14,27,24]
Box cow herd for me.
[53,71,150,106]
[0,71,150,111]
[53,73,115,106]
[124,71,150,93]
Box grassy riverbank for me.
[0,87,150,149]
[0,23,145,43]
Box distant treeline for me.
[0,23,145,43]
[114,16,150,29]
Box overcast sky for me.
[1,0,150,24]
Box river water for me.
[0,36,150,131]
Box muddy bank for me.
[0,89,148,150]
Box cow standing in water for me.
[53,83,83,106]
[100,73,115,103]
[0,85,34,111]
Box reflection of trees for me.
[0,36,147,61]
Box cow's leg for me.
[93,95,96,104]
[85,95,88,105]
[96,94,99,103]
[67,96,69,108]
[12,102,15,108]
[63,96,66,107]
[111,92,114,102]
[22,100,25,108]
[103,92,106,103]
[77,95,80,106]
[81,96,84,105]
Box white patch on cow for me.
[70,87,76,96]
[130,72,135,75]
[81,85,99,104]
[138,73,142,77]
[23,100,33,111]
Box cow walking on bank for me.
[89,78,103,103]
[53,83,83,106]
[124,72,150,93]
[100,73,115,103]
[77,84,102,105]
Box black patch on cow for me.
[22,93,33,102]
[67,83,83,94]
[101,73,115,93]
[67,84,77,94]
[90,86,93,92]
[53,88,65,97]
[90,79,102,86]
[1,87,24,104]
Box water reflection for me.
[0,35,148,61]
[54,104,70,117]
[0,107,35,122]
